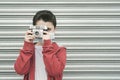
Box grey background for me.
[0,0,120,80]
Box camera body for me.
[29,25,48,38]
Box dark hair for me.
[33,10,56,28]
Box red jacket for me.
[14,39,66,80]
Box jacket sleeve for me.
[42,39,66,77]
[14,41,34,75]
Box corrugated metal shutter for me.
[0,1,120,80]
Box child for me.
[14,10,66,80]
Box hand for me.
[42,31,50,40]
[24,30,35,43]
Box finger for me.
[28,35,34,39]
[31,35,35,39]
[43,31,48,33]
[43,31,49,35]
[26,37,33,40]
[29,39,33,42]
[27,31,33,34]
[26,30,33,35]
[25,33,33,37]
[27,29,33,33]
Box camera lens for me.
[35,31,39,35]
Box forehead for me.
[36,20,54,29]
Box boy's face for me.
[36,20,55,33]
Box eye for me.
[47,28,51,31]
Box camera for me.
[29,25,48,38]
